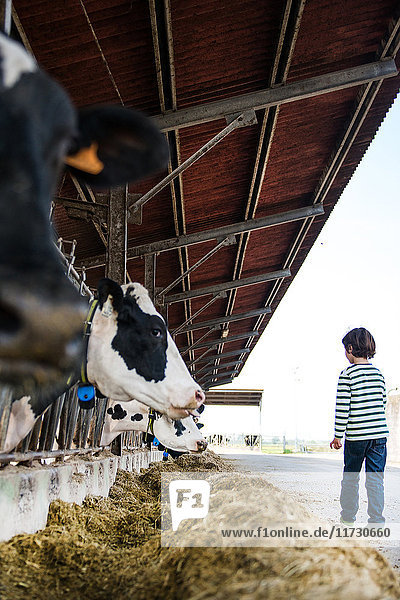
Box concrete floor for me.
[222,452,400,571]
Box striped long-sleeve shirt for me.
[334,363,388,441]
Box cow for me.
[100,399,207,454]
[0,32,169,393]
[2,278,205,452]
[87,278,205,419]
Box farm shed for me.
[5,0,400,391]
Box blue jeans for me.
[340,437,387,523]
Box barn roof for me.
[10,0,400,390]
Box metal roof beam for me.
[132,205,323,259]
[199,371,239,385]
[172,292,226,336]
[180,331,259,353]
[203,379,235,390]
[177,307,271,333]
[188,348,251,367]
[152,59,398,132]
[77,204,324,269]
[195,360,244,376]
[164,269,291,304]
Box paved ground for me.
[221,452,400,570]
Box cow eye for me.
[151,327,162,338]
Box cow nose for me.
[197,440,208,452]
[0,283,86,387]
[195,389,205,407]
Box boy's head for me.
[342,327,376,359]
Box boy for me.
[330,327,388,524]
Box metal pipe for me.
[0,446,103,464]
[0,386,13,451]
[165,269,291,304]
[152,59,398,131]
[131,112,255,214]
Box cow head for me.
[0,34,168,393]
[87,279,205,419]
[101,399,207,453]
[153,409,208,453]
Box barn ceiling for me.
[10,0,400,389]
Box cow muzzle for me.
[196,440,208,452]
[0,283,86,390]
[167,388,205,420]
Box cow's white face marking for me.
[100,399,206,451]
[101,295,114,318]
[0,33,36,89]
[3,396,35,453]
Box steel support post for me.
[144,253,157,301]
[106,186,128,285]
[0,0,12,34]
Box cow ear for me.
[97,278,123,314]
[65,106,169,188]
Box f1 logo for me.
[169,480,210,531]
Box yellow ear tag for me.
[65,142,104,175]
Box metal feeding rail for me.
[0,240,144,464]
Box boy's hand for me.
[330,437,342,449]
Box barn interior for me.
[6,0,400,391]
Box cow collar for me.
[145,408,157,439]
[76,298,99,408]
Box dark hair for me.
[342,327,376,359]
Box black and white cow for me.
[2,278,205,452]
[100,399,207,453]
[0,33,168,392]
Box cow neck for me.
[80,298,99,385]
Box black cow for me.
[0,32,168,394]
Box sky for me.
[202,94,400,442]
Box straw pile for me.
[0,450,398,600]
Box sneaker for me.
[340,517,355,527]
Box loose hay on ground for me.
[0,450,398,600]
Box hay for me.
[0,450,398,600]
